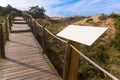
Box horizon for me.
[0,0,120,17]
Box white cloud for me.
[0,0,120,16]
[49,0,120,16]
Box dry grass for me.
[73,14,116,40]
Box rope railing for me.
[45,26,119,80]
[35,21,43,28]
[23,12,119,80]
[44,28,68,44]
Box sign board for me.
[57,25,108,46]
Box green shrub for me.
[45,42,63,76]
[109,13,120,20]
[109,13,120,51]
[28,6,46,18]
[0,4,21,16]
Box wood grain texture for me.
[0,17,61,80]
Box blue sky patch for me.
[0,0,120,16]
[52,0,80,8]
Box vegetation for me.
[0,4,21,23]
[28,5,46,18]
[35,11,120,80]
[109,13,120,50]
[0,4,21,17]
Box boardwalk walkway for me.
[0,17,61,80]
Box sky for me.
[0,0,120,17]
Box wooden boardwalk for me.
[0,17,61,80]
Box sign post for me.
[57,25,108,80]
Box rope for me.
[2,20,6,26]
[35,21,43,28]
[44,27,67,44]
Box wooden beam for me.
[6,19,9,40]
[63,41,72,80]
[7,15,11,31]
[64,41,80,80]
[0,24,5,58]
[42,26,46,54]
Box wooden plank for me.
[68,42,80,80]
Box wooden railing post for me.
[64,41,72,80]
[27,16,29,24]
[64,41,80,80]
[29,17,32,27]
[23,13,26,20]
[6,19,9,40]
[25,14,27,21]
[25,15,27,23]
[33,21,37,37]
[9,15,12,31]
[28,17,30,26]
[29,16,32,26]
[42,25,46,54]
[0,24,5,58]
[9,15,13,28]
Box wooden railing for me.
[0,12,14,58]
[23,12,119,80]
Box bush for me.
[28,6,46,18]
[109,13,120,21]
[0,4,21,16]
[98,14,108,20]
[109,13,120,51]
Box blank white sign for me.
[57,25,108,46]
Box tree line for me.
[0,4,21,16]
